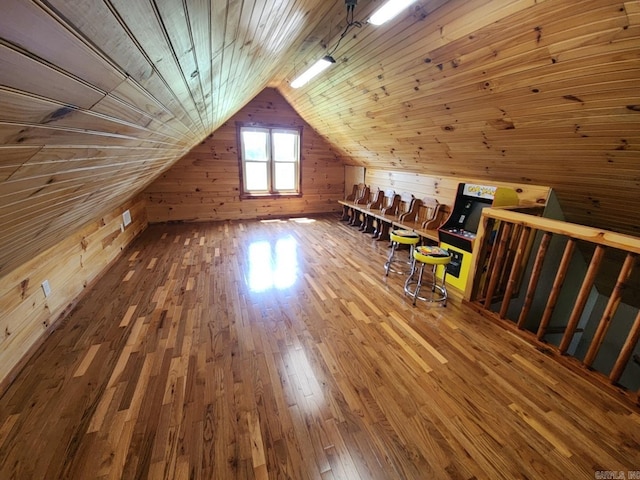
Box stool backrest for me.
[397,192,415,216]
[419,197,440,226]
[367,188,384,210]
[381,189,400,216]
[421,198,447,229]
[354,184,370,205]
[399,197,423,223]
[345,183,360,201]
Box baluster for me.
[472,217,496,301]
[498,224,522,292]
[583,253,636,367]
[500,226,532,319]
[559,245,606,354]
[517,232,552,329]
[609,309,640,384]
[537,239,576,340]
[483,222,512,309]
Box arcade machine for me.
[437,183,519,292]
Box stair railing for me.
[467,208,640,405]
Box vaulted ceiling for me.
[1,0,639,277]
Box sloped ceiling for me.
[0,0,639,278]
[276,0,640,235]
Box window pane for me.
[272,132,297,162]
[274,162,296,190]
[245,162,268,191]
[242,130,268,161]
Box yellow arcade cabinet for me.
[437,183,519,292]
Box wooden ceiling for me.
[277,0,640,234]
[1,0,639,277]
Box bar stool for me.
[404,246,451,306]
[385,230,420,276]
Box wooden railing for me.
[467,209,640,405]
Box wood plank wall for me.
[0,195,147,391]
[363,168,551,212]
[0,0,194,279]
[145,88,345,222]
[344,165,365,195]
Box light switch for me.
[41,280,52,297]
[122,210,132,227]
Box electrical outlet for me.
[122,209,132,227]
[41,280,52,297]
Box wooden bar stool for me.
[385,229,420,276]
[404,246,451,306]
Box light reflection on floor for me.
[285,346,324,414]
[247,235,298,292]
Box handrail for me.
[480,209,640,254]
[468,208,640,406]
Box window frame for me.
[237,122,303,199]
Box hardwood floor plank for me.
[73,342,102,377]
[0,215,639,479]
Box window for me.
[238,124,301,196]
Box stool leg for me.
[377,222,390,242]
[442,268,448,307]
[404,255,417,293]
[385,241,397,276]
[362,215,374,233]
[431,264,437,292]
[413,263,425,306]
[358,214,368,231]
[340,205,349,221]
[407,244,417,279]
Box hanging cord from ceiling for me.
[327,0,363,56]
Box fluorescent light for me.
[290,55,335,88]
[369,0,417,26]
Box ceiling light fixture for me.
[369,0,417,26]
[290,1,362,89]
[290,55,336,89]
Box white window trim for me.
[238,123,302,198]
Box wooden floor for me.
[1,216,639,479]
